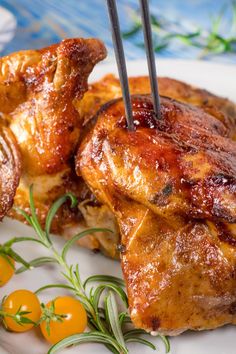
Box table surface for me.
[0,0,235,64]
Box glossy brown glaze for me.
[4,38,106,175]
[0,38,107,237]
[77,95,236,334]
[79,74,236,139]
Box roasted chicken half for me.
[0,38,106,240]
[77,94,236,334]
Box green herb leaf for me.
[122,23,142,38]
[6,248,30,269]
[159,335,170,353]
[35,283,74,295]
[124,329,148,339]
[61,228,112,261]
[3,237,45,247]
[126,336,156,350]
[119,312,131,326]
[16,257,57,274]
[45,193,77,238]
[154,42,168,52]
[92,284,128,310]
[13,207,32,225]
[84,275,125,288]
[0,252,15,269]
[29,185,47,243]
[73,263,83,289]
[47,332,124,354]
[150,14,162,27]
[105,291,127,353]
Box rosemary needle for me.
[7,186,171,354]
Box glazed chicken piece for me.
[74,74,236,257]
[0,38,106,239]
[79,74,236,139]
[77,94,236,334]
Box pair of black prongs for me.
[107,0,161,131]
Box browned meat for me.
[0,38,106,237]
[72,74,236,257]
[77,94,236,334]
[79,74,236,139]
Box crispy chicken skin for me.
[0,38,106,234]
[79,74,236,139]
[0,125,21,220]
[77,95,236,334]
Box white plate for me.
[0,6,16,52]
[0,59,236,354]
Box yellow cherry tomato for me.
[40,296,87,344]
[0,255,15,287]
[2,289,41,332]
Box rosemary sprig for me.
[122,1,236,57]
[13,185,170,354]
